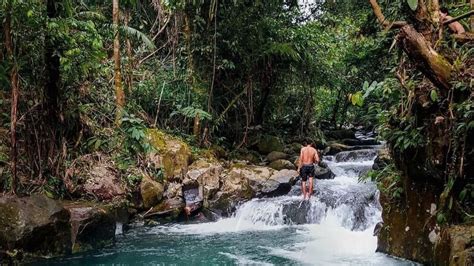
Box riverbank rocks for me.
[207,164,297,215]
[373,148,392,170]
[0,195,71,260]
[314,165,335,180]
[342,138,380,146]
[185,159,223,204]
[145,198,185,223]
[268,159,295,170]
[324,142,353,155]
[65,202,117,253]
[435,225,474,265]
[146,129,191,180]
[266,151,288,162]
[65,155,125,201]
[83,160,126,201]
[324,129,355,140]
[140,174,164,210]
[257,135,285,154]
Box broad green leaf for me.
[407,0,418,11]
[430,90,438,102]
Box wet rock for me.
[266,151,288,162]
[146,129,191,180]
[140,174,164,210]
[260,169,298,197]
[335,149,378,163]
[145,198,185,223]
[65,202,116,254]
[324,142,354,155]
[314,165,335,180]
[257,135,284,154]
[372,149,392,170]
[324,129,355,140]
[0,195,71,259]
[268,159,296,171]
[207,165,295,215]
[183,185,203,216]
[342,138,380,146]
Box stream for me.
[39,141,417,265]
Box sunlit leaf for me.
[407,0,418,11]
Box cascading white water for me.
[43,137,416,265]
[144,145,418,265]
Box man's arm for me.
[298,148,303,173]
[314,149,320,164]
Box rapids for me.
[38,141,417,265]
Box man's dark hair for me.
[440,7,449,15]
[303,138,315,147]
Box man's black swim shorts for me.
[300,164,315,182]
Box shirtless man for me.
[440,7,466,34]
[297,141,320,200]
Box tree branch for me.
[368,0,407,30]
[443,10,474,25]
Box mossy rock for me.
[140,174,164,210]
[268,159,295,171]
[146,129,191,180]
[64,202,117,254]
[0,195,71,260]
[257,135,284,154]
[266,151,289,162]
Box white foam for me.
[219,252,274,266]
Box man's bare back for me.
[298,144,320,200]
[299,146,319,166]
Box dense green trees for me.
[0,0,471,209]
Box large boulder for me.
[314,165,335,180]
[324,129,355,140]
[140,175,164,210]
[185,159,223,206]
[266,151,288,162]
[144,198,185,224]
[83,161,126,201]
[261,169,298,197]
[207,165,297,215]
[435,225,474,265]
[65,202,117,254]
[342,138,380,146]
[64,155,125,201]
[324,142,354,155]
[146,129,191,180]
[268,159,296,170]
[164,182,182,200]
[0,195,71,260]
[373,148,392,170]
[257,135,285,154]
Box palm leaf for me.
[107,24,156,50]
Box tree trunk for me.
[4,3,18,194]
[113,0,125,125]
[46,0,60,116]
[124,9,133,94]
[399,25,453,90]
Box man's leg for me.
[301,181,307,200]
[308,177,314,198]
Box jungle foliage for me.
[0,0,472,226]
